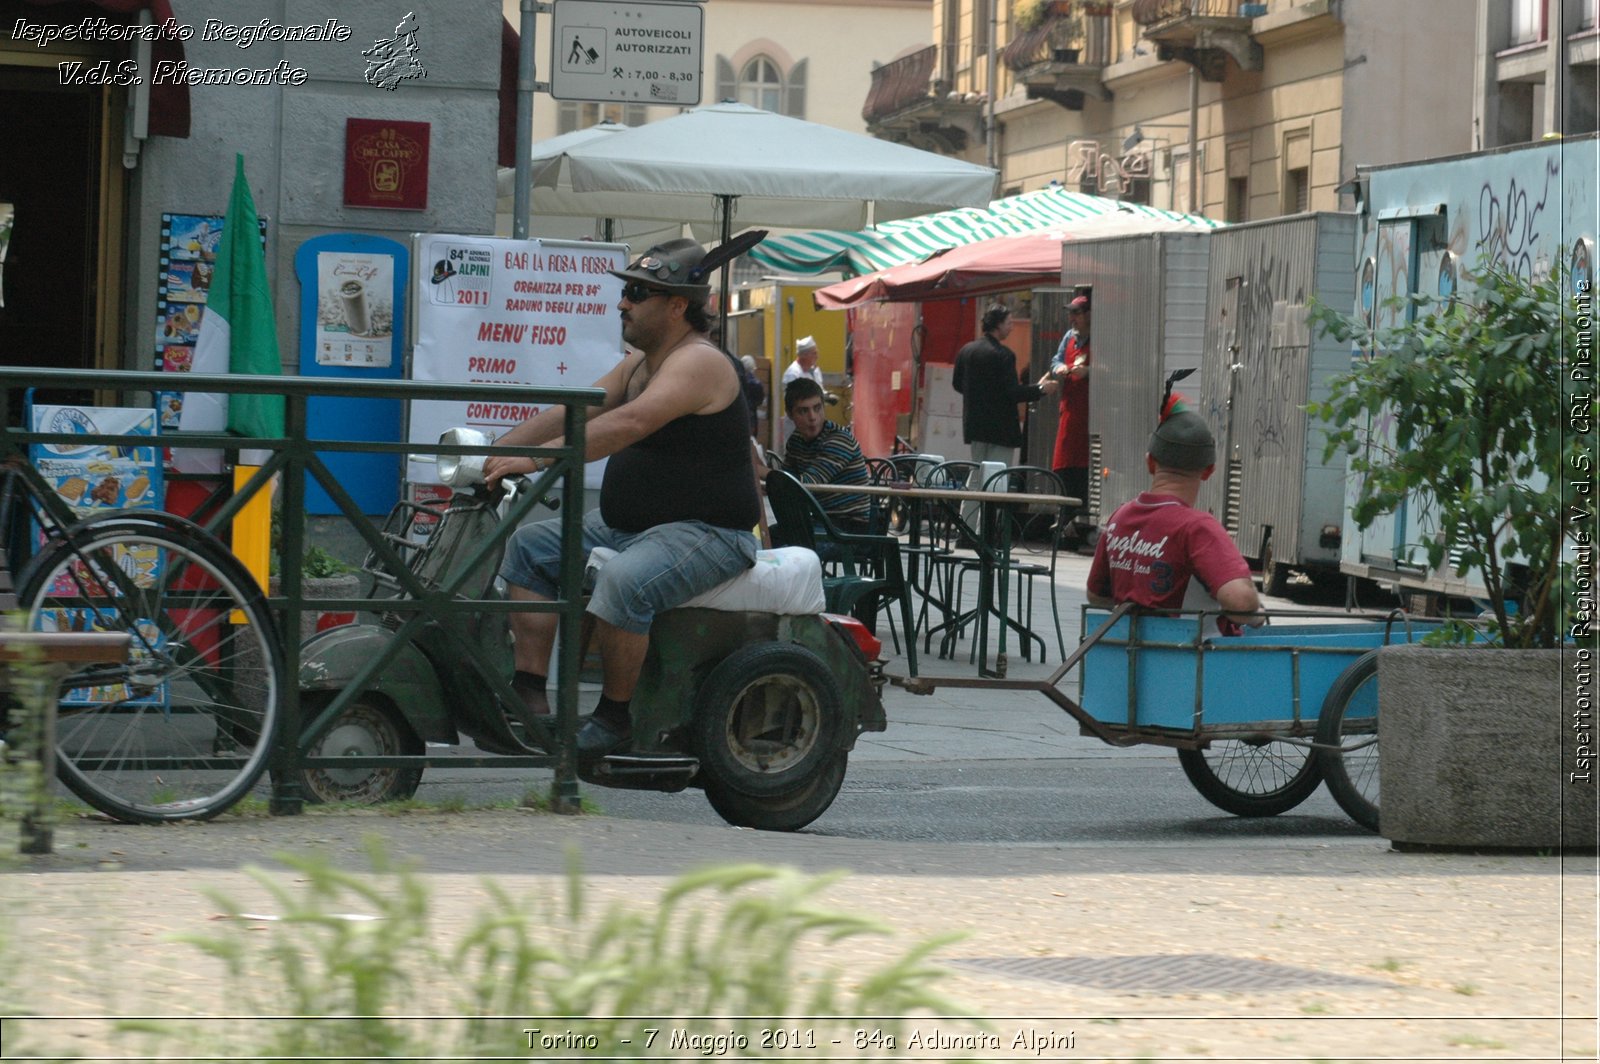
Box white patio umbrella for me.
[524,102,1000,310]
[494,122,682,248]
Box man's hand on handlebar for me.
[482,455,536,491]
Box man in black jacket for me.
[953,302,1058,472]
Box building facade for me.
[1,0,507,386]
[864,0,1479,222]
[1,0,934,386]
[1474,0,1599,148]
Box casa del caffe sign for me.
[344,118,431,210]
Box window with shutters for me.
[738,56,783,112]
[1281,130,1311,214]
[1225,140,1250,222]
[1286,168,1309,213]
[1510,0,1545,44]
[1227,176,1249,222]
[716,54,806,117]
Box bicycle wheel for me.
[17,520,284,823]
[1315,650,1380,831]
[1177,736,1322,817]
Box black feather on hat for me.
[608,231,769,302]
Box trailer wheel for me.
[1315,650,1381,831]
[693,642,844,798]
[1259,540,1291,598]
[292,693,423,805]
[1177,737,1321,817]
[703,751,847,832]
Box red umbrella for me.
[814,212,1213,308]
[812,228,1073,308]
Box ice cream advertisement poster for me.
[315,250,394,367]
[30,405,163,511]
[29,404,165,603]
[34,612,167,707]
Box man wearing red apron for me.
[1045,294,1091,541]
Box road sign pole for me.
[512,0,542,239]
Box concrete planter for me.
[1379,644,1597,851]
[270,573,363,645]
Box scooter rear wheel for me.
[692,642,844,798]
[703,751,847,832]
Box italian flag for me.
[177,153,284,595]
[178,153,284,443]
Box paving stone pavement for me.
[5,809,1597,1063]
[3,557,1597,1062]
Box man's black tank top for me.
[600,350,759,534]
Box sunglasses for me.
[620,281,672,303]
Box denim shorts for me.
[500,508,757,634]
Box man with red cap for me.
[1087,409,1264,633]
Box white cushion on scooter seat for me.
[586,546,825,615]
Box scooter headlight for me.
[436,427,493,486]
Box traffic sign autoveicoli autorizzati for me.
[549,0,703,106]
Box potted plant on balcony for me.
[1014,0,1080,33]
[1311,256,1595,851]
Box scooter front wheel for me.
[290,692,423,805]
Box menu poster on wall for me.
[315,251,395,367]
[409,236,626,487]
[154,212,266,430]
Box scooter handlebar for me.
[495,474,560,511]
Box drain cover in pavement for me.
[953,954,1389,991]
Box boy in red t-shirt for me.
[1087,411,1263,629]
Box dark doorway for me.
[0,65,106,411]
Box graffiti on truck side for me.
[1475,156,1560,280]
[1231,253,1307,460]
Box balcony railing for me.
[1131,0,1242,25]
[1130,0,1259,78]
[864,45,940,123]
[1001,11,1113,70]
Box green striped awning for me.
[748,185,1224,276]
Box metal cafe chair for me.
[861,456,897,534]
[958,465,1071,662]
[764,470,917,676]
[913,459,981,655]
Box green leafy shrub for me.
[301,544,355,579]
[0,634,55,856]
[1310,256,1591,649]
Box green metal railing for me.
[0,368,602,814]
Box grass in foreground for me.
[74,841,985,1060]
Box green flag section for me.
[188,153,284,440]
[748,184,1224,277]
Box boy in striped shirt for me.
[764,377,873,532]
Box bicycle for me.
[0,458,285,824]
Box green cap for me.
[1148,410,1216,470]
